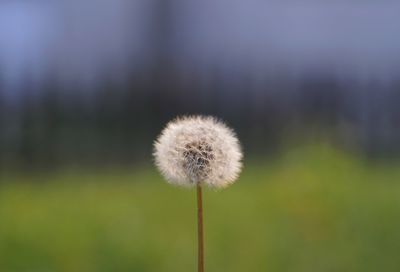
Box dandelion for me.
[154,115,243,272]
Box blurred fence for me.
[1,68,400,170]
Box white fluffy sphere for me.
[154,116,243,188]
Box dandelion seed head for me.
[154,116,243,188]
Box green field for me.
[1,144,400,272]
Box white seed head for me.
[154,116,243,189]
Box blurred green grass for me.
[1,144,400,272]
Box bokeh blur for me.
[1,1,400,271]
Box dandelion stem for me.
[197,184,204,272]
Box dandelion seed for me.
[154,115,242,188]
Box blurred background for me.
[1,1,400,271]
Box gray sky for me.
[174,1,400,79]
[0,0,399,94]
